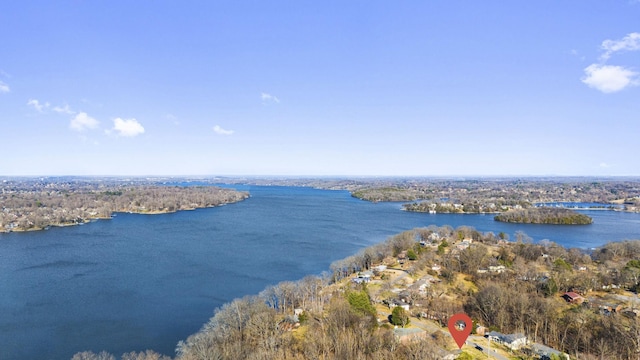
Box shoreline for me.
[0,202,247,234]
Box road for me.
[372,268,511,360]
[401,317,510,360]
[468,335,510,360]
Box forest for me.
[494,207,593,224]
[72,225,640,360]
[0,178,248,232]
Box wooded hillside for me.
[0,179,248,232]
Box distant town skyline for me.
[1,2,639,176]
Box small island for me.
[494,207,593,225]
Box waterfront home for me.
[352,272,372,284]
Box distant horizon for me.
[3,174,640,180]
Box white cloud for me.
[582,64,639,93]
[213,125,234,135]
[0,81,9,93]
[583,33,640,92]
[70,112,100,131]
[261,92,280,103]
[53,104,75,115]
[601,32,640,61]
[112,117,145,137]
[600,162,611,168]
[27,99,49,112]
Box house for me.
[486,331,528,350]
[393,327,426,343]
[562,292,585,304]
[456,240,472,250]
[361,270,374,278]
[475,325,487,336]
[389,299,410,311]
[531,343,569,360]
[589,300,623,315]
[397,251,407,264]
[411,279,431,293]
[434,348,457,360]
[602,284,621,290]
[352,272,372,284]
[489,265,506,273]
[373,264,387,273]
[408,275,440,294]
[397,291,413,303]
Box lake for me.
[1,185,640,359]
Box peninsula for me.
[0,177,249,232]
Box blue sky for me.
[1,1,639,176]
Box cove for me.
[1,185,639,359]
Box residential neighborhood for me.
[76,225,640,359]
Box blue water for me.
[1,185,639,359]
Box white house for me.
[486,331,528,350]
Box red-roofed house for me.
[562,292,585,304]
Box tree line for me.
[349,178,640,209]
[1,180,248,232]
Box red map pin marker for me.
[447,313,472,349]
